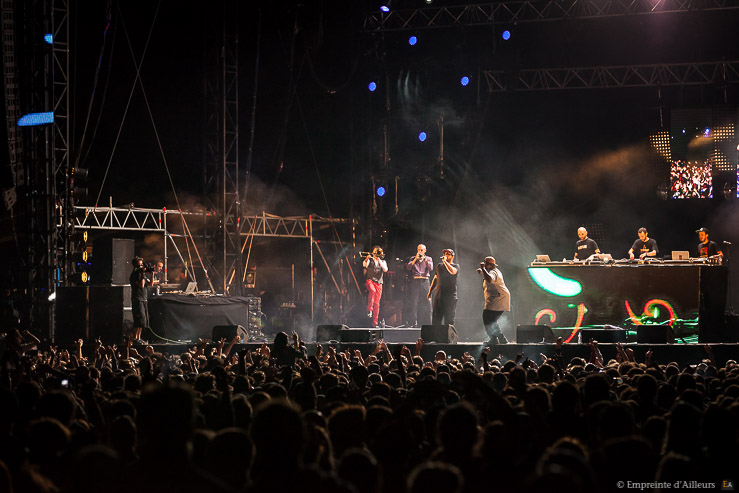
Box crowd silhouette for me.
[1,328,737,493]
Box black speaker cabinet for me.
[637,325,675,344]
[316,324,347,342]
[421,324,451,343]
[90,286,132,343]
[91,238,134,285]
[516,325,555,343]
[55,287,90,343]
[212,325,247,342]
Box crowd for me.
[670,160,713,199]
[1,328,737,493]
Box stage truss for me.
[73,206,357,324]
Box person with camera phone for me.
[130,256,152,344]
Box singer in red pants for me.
[363,246,388,327]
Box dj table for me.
[518,262,727,342]
[148,294,253,341]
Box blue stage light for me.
[377,186,386,197]
[18,112,54,126]
[380,5,390,12]
[460,76,470,86]
[368,81,377,92]
[408,36,417,46]
[44,34,53,44]
[502,30,511,40]
[418,132,427,142]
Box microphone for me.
[723,241,732,245]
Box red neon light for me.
[563,303,586,343]
[535,309,556,326]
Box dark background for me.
[2,0,739,340]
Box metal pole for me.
[310,215,314,325]
[163,210,168,283]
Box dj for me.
[628,227,658,260]
[695,227,723,259]
[574,227,600,260]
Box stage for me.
[141,340,739,368]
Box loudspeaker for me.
[340,328,381,343]
[316,324,347,342]
[637,325,675,344]
[89,285,132,343]
[516,325,555,343]
[55,287,90,343]
[421,324,452,343]
[212,325,247,342]
[92,238,135,285]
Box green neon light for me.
[528,268,582,297]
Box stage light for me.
[368,81,377,92]
[502,30,511,40]
[48,291,56,302]
[376,186,386,197]
[380,5,390,12]
[460,76,470,86]
[408,36,417,46]
[418,132,427,142]
[44,34,53,44]
[18,112,54,126]
[704,127,711,136]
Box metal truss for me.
[52,0,71,287]
[364,0,739,31]
[202,0,240,294]
[482,60,739,91]
[1,0,24,200]
[240,213,353,239]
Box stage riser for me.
[141,343,739,367]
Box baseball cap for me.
[442,248,455,256]
[696,227,709,233]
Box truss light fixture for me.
[460,76,470,86]
[502,30,511,40]
[408,35,417,46]
[418,131,427,142]
[368,81,377,92]
[376,186,386,197]
[44,34,53,44]
[18,112,54,126]
[380,5,390,12]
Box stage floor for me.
[142,341,739,367]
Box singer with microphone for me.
[364,246,388,328]
[405,244,433,326]
[428,248,459,326]
[477,256,510,344]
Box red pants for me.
[366,279,383,326]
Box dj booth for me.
[518,260,728,342]
[148,294,254,341]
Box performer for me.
[428,248,459,326]
[628,227,658,260]
[130,256,151,343]
[151,260,165,285]
[477,256,510,344]
[363,246,388,327]
[696,227,723,259]
[574,227,600,260]
[405,243,434,326]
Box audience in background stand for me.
[1,328,737,493]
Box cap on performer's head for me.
[442,248,455,256]
[696,227,709,234]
